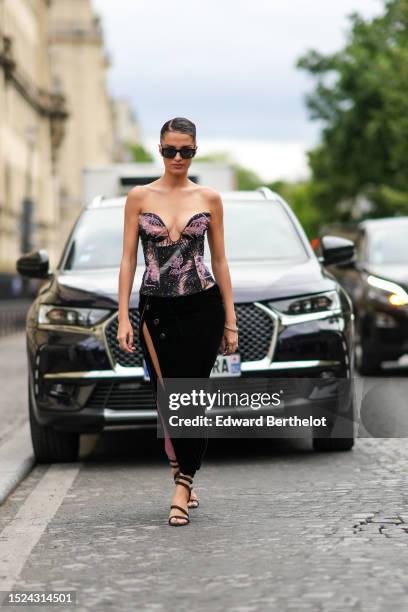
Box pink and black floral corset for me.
[138,211,216,296]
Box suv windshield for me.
[62,199,308,271]
[368,224,408,264]
[223,200,307,261]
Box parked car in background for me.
[17,188,356,463]
[320,216,408,374]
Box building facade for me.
[0,0,118,297]
[111,98,141,162]
[0,0,67,295]
[48,0,115,236]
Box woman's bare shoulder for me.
[127,185,150,199]
[198,186,223,213]
[126,185,150,212]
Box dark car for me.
[17,187,356,462]
[321,217,408,374]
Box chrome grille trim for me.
[42,359,342,380]
[103,409,157,422]
[102,301,277,368]
[253,302,279,361]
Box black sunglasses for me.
[160,146,197,159]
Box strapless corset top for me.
[138,210,216,296]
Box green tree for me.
[297,0,408,222]
[235,165,263,190]
[127,143,154,162]
[195,150,232,163]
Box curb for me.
[0,422,35,505]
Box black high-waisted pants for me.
[138,283,225,478]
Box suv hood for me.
[222,258,334,302]
[48,258,335,308]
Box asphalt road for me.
[0,333,408,611]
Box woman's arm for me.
[117,188,143,353]
[206,189,238,354]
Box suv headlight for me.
[38,305,111,327]
[267,290,341,315]
[366,275,408,307]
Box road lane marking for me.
[0,463,82,592]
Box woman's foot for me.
[169,461,199,508]
[168,473,193,526]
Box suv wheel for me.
[312,396,355,452]
[29,386,79,463]
[355,323,382,375]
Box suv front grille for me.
[104,303,273,367]
[234,303,273,362]
[104,309,144,367]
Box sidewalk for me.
[0,423,34,505]
[0,332,35,504]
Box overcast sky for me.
[93,0,383,181]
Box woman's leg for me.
[139,304,193,525]
[138,288,225,521]
[138,308,177,463]
[139,299,210,478]
[165,291,225,479]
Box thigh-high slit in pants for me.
[138,283,225,478]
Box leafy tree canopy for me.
[128,143,154,162]
[297,0,408,221]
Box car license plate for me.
[144,354,241,380]
[211,353,241,377]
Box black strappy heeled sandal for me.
[168,473,193,527]
[169,460,200,509]
[169,459,179,473]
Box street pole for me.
[20,126,37,296]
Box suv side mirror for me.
[320,235,356,267]
[16,249,52,279]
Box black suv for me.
[320,216,408,374]
[17,187,356,462]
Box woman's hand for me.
[221,328,239,355]
[117,318,135,353]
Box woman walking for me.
[117,117,238,526]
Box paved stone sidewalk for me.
[0,433,406,611]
